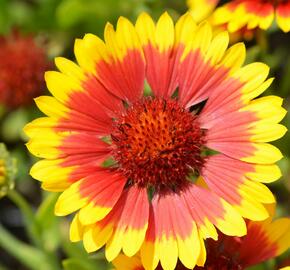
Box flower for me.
[0,143,16,198]
[24,12,287,270]
[0,30,50,109]
[187,0,257,42]
[113,205,290,270]
[187,0,219,22]
[211,0,290,33]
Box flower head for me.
[0,30,50,109]
[0,143,16,198]
[113,205,290,269]
[24,12,287,270]
[212,0,290,33]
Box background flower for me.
[187,0,219,22]
[211,0,290,33]
[0,30,50,109]
[0,143,16,198]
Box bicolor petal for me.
[141,191,201,270]
[78,187,149,261]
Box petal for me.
[206,141,283,164]
[70,213,83,242]
[26,130,110,160]
[246,3,274,30]
[78,170,127,225]
[55,169,126,220]
[199,62,271,127]
[202,96,287,144]
[56,43,123,117]
[81,75,124,117]
[74,34,109,74]
[30,158,75,191]
[98,18,145,103]
[35,95,114,132]
[276,2,290,32]
[135,12,178,98]
[246,164,282,183]
[232,63,270,99]
[43,71,115,134]
[178,22,233,108]
[105,187,149,260]
[183,184,246,238]
[202,154,274,221]
[240,96,287,124]
[82,215,114,252]
[239,218,290,267]
[113,254,143,270]
[218,43,246,72]
[30,151,111,192]
[34,96,69,118]
[196,233,207,267]
[179,41,247,109]
[141,191,201,270]
[55,180,87,216]
[54,57,84,80]
[44,71,82,103]
[81,187,149,258]
[188,0,219,22]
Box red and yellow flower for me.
[113,205,290,269]
[24,12,287,270]
[212,0,290,33]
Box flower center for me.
[111,98,205,190]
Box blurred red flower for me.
[0,30,50,109]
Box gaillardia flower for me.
[0,31,49,109]
[212,0,290,33]
[24,12,287,270]
[113,205,290,270]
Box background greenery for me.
[0,0,289,269]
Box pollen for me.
[111,98,205,190]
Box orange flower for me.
[24,12,286,270]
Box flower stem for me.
[7,189,42,248]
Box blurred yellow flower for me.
[212,0,290,33]
[0,143,16,198]
[187,0,218,22]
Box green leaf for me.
[1,108,29,142]
[7,190,42,247]
[7,1,33,28]
[36,192,61,251]
[56,0,88,29]
[0,224,51,270]
[63,257,109,270]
